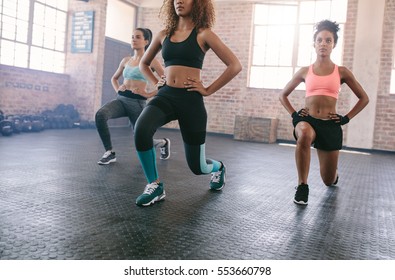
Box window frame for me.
[249,0,347,90]
[0,0,69,73]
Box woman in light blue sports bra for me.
[95,28,171,165]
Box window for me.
[0,0,68,73]
[249,0,347,89]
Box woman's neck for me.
[177,17,195,31]
[132,48,145,61]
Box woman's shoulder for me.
[297,66,310,75]
[118,56,132,67]
[337,65,352,75]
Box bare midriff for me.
[305,95,337,119]
[164,65,202,88]
[123,79,147,91]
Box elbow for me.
[236,61,242,74]
[228,59,242,76]
[279,93,285,103]
[235,61,242,75]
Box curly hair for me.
[159,0,216,36]
[313,20,340,45]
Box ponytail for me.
[136,27,153,50]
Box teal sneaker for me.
[136,182,166,206]
[210,162,226,191]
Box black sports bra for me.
[162,28,205,69]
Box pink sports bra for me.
[305,64,341,99]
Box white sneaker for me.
[98,151,116,165]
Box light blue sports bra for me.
[123,64,147,82]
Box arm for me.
[279,67,307,116]
[150,57,164,78]
[139,30,166,88]
[133,58,165,98]
[337,66,369,119]
[189,29,242,96]
[111,57,128,92]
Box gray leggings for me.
[95,95,146,151]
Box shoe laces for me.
[102,150,112,158]
[143,182,159,195]
[211,170,222,183]
[160,146,166,155]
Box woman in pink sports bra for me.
[279,20,369,205]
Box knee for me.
[296,129,314,147]
[95,109,107,123]
[134,119,153,151]
[189,166,203,175]
[186,158,204,175]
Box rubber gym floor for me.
[0,127,394,260]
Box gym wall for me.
[0,0,394,151]
[138,0,395,152]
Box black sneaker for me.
[332,175,339,186]
[294,183,309,205]
[98,151,116,165]
[159,138,171,160]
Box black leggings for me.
[134,85,221,183]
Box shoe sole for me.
[138,192,166,207]
[160,139,171,160]
[293,199,308,205]
[98,158,116,165]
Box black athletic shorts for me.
[293,115,343,151]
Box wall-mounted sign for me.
[71,11,94,53]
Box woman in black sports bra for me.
[134,0,242,206]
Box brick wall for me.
[375,0,395,150]
[1,0,394,151]
[65,0,108,121]
[0,64,70,116]
[139,0,394,151]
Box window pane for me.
[56,11,67,32]
[44,6,56,27]
[14,41,28,67]
[30,46,43,70]
[253,25,294,66]
[3,0,17,17]
[250,66,293,89]
[32,24,44,46]
[255,4,297,25]
[0,39,14,65]
[54,32,65,51]
[297,25,314,66]
[314,1,331,22]
[57,0,68,11]
[299,1,316,23]
[43,27,55,48]
[17,0,30,20]
[331,0,348,22]
[2,16,16,39]
[16,19,28,42]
